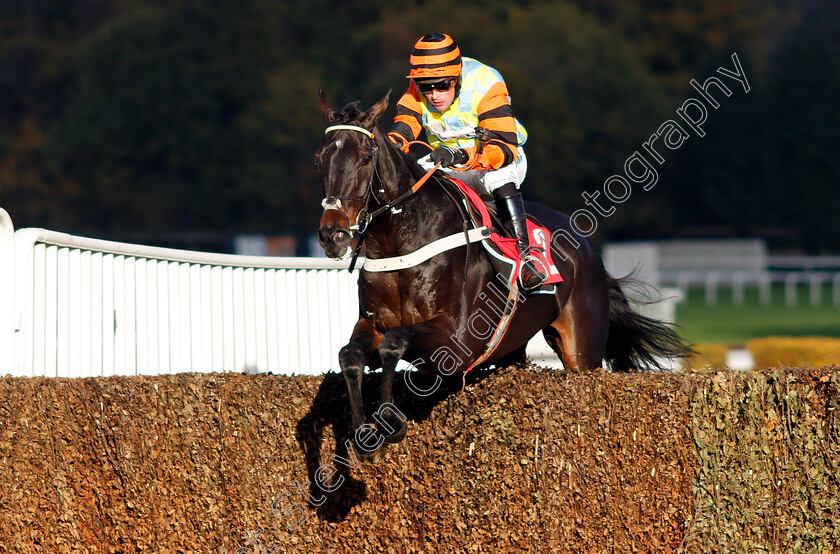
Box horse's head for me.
[315,90,390,259]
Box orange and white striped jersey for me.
[390,57,528,171]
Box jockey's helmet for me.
[406,33,462,80]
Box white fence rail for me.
[1,208,360,377]
[664,269,840,307]
[604,240,840,307]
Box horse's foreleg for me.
[338,319,382,440]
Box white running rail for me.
[1,207,360,377]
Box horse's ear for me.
[360,90,391,130]
[317,89,337,124]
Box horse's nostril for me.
[318,226,350,246]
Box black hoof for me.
[353,442,387,464]
[382,420,408,444]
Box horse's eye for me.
[313,155,321,167]
[361,155,372,165]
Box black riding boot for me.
[492,184,548,290]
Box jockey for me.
[388,32,547,290]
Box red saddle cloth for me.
[446,177,563,287]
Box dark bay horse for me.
[315,90,692,460]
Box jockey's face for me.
[418,78,457,113]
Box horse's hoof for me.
[354,443,387,464]
[382,420,408,444]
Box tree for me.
[366,1,672,241]
[45,0,283,233]
[666,0,840,252]
[759,0,840,252]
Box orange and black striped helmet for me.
[406,33,462,79]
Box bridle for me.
[320,124,380,238]
[320,123,446,270]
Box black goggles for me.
[414,77,458,94]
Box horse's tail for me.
[604,275,695,371]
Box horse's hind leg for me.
[541,326,566,368]
[545,282,610,370]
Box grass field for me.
[675,285,840,344]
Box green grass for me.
[675,285,840,344]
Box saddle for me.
[444,176,563,292]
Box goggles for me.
[414,77,458,94]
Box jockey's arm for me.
[389,89,424,151]
[388,81,520,171]
[462,81,519,171]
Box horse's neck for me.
[364,158,461,258]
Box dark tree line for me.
[0,0,836,252]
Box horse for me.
[315,90,692,461]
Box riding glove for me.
[430,146,468,167]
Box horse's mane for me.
[333,101,437,184]
[329,100,499,222]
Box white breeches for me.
[418,147,528,198]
